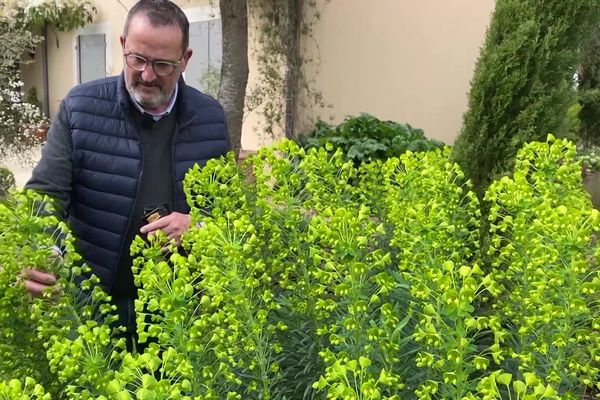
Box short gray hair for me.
[123,0,189,51]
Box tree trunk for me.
[284,0,302,139]
[218,0,249,159]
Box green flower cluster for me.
[0,191,122,398]
[0,135,598,399]
[0,377,49,399]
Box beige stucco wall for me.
[242,0,495,149]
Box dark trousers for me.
[112,296,141,353]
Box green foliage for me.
[1,136,599,399]
[483,135,600,397]
[24,87,42,109]
[2,0,95,31]
[298,113,443,164]
[452,0,600,194]
[26,2,94,31]
[0,167,15,197]
[0,190,122,397]
[564,102,582,142]
[0,378,50,399]
[577,24,600,147]
[0,192,62,391]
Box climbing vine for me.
[2,0,95,31]
[246,0,330,141]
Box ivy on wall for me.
[246,0,330,141]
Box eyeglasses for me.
[123,51,184,77]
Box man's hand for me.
[21,268,57,297]
[140,211,191,246]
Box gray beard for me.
[127,85,171,111]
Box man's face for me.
[120,13,192,112]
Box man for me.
[23,0,230,345]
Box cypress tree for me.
[452,0,600,193]
[577,24,600,147]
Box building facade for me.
[20,0,494,154]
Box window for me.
[77,33,106,83]
[186,19,222,96]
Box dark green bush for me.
[298,113,443,164]
[452,0,600,194]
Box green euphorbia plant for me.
[0,191,124,398]
[479,136,600,399]
[0,377,49,399]
[0,136,599,399]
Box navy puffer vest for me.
[65,74,230,289]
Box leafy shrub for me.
[0,136,599,399]
[298,113,443,164]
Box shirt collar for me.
[131,83,178,121]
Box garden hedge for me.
[452,0,600,194]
